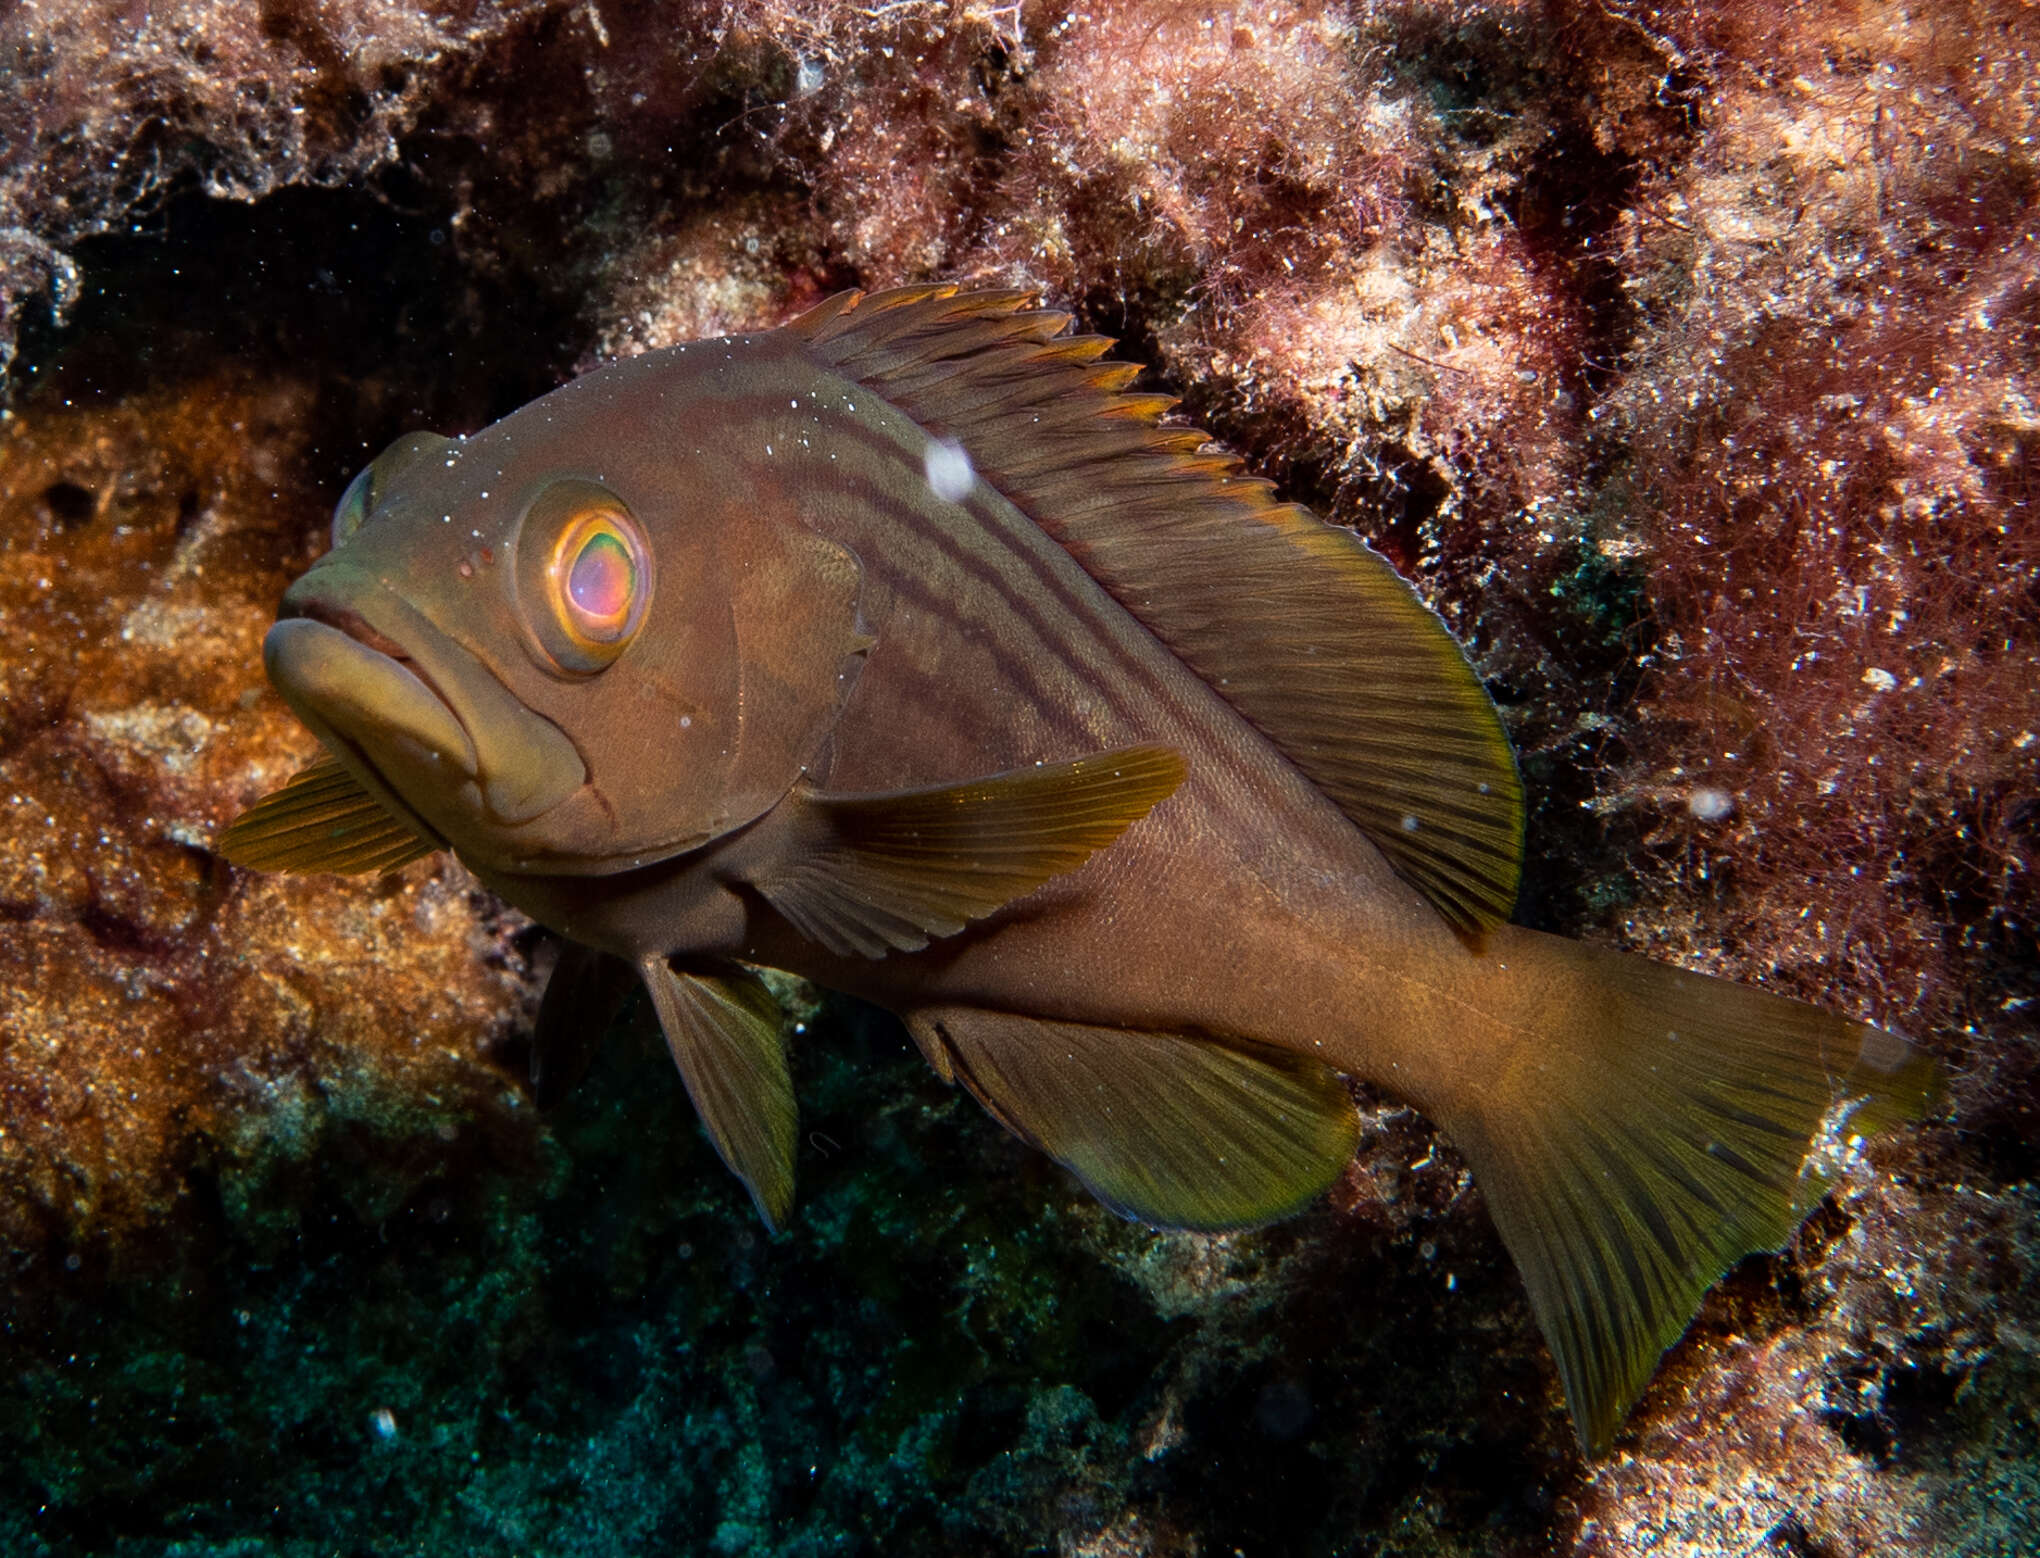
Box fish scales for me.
[715,359,1426,1055]
[218,284,1940,1456]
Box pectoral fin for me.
[216,754,439,876]
[530,941,640,1108]
[910,1007,1360,1231]
[789,284,1524,931]
[640,959,797,1229]
[746,744,1187,958]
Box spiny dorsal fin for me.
[640,960,798,1230]
[216,755,439,876]
[909,1006,1360,1231]
[745,744,1187,959]
[786,286,1524,933]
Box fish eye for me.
[515,479,652,675]
[329,430,457,549]
[330,463,375,548]
[552,512,645,650]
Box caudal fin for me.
[1443,930,1940,1455]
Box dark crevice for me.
[40,479,95,528]
[9,169,587,476]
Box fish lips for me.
[267,566,587,832]
[265,616,478,785]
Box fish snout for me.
[264,617,480,779]
[269,566,587,828]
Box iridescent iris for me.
[565,528,635,636]
[516,481,651,675]
[540,504,649,671]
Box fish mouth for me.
[267,563,586,831]
[290,600,460,722]
[263,615,480,854]
[271,602,480,777]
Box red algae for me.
[0,0,560,372]
[0,0,2031,1551]
[1595,0,2040,1035]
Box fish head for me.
[265,361,869,876]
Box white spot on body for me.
[1687,787,1734,821]
[370,1408,398,1441]
[1862,666,1898,693]
[924,438,976,503]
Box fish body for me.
[222,286,1937,1453]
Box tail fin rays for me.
[1445,936,1940,1454]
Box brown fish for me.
[218,285,1937,1454]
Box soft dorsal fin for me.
[787,286,1524,932]
[908,1006,1360,1231]
[216,754,439,876]
[744,744,1187,959]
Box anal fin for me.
[746,744,1186,958]
[640,959,798,1229]
[910,1007,1360,1231]
[217,754,439,876]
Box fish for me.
[216,284,1939,1454]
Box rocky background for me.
[0,0,2035,1553]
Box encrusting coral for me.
[0,0,2033,1553]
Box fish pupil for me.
[567,530,633,630]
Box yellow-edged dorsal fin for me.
[910,1007,1360,1231]
[787,285,1524,933]
[746,744,1187,959]
[216,755,439,876]
[640,960,798,1230]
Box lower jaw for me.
[292,710,458,856]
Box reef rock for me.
[0,1,2033,1554]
